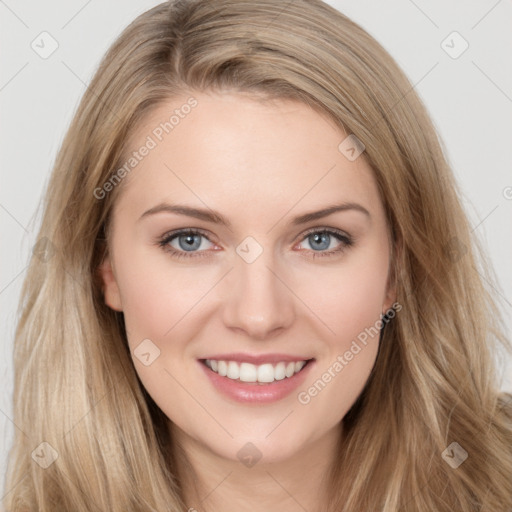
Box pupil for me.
[311,233,329,250]
[180,234,201,251]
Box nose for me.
[221,247,295,340]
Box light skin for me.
[99,90,395,512]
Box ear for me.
[98,254,123,312]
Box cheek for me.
[292,247,388,422]
[112,248,213,410]
[295,275,385,424]
[297,246,389,346]
[114,243,215,343]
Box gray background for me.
[1,0,511,498]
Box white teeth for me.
[239,362,258,382]
[285,362,295,378]
[257,363,274,383]
[204,358,309,383]
[295,361,306,372]
[217,360,227,377]
[227,361,239,379]
[274,362,286,381]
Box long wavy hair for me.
[4,1,512,510]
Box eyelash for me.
[157,227,354,260]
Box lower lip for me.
[198,359,315,404]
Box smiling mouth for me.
[200,358,314,384]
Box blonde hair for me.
[4,0,512,510]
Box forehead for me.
[112,91,382,224]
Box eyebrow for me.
[138,202,370,228]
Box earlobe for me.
[98,255,123,312]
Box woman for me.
[4,0,512,510]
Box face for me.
[99,90,395,465]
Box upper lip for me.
[200,353,314,365]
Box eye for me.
[158,229,216,259]
[296,228,353,258]
[157,227,354,260]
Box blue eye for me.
[303,232,337,251]
[297,228,353,258]
[159,229,214,259]
[158,227,353,260]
